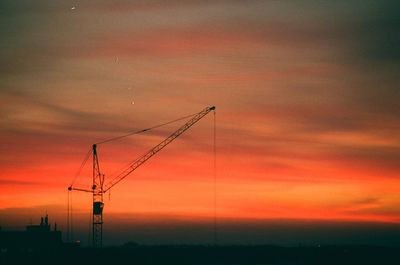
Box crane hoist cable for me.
[67,190,74,242]
[67,191,70,241]
[213,109,217,245]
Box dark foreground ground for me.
[1,245,399,265]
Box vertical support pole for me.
[92,144,104,247]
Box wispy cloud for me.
[0,179,38,186]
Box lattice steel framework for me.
[92,144,104,248]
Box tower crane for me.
[68,106,215,247]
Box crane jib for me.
[103,106,215,192]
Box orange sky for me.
[1,1,400,241]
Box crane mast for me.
[92,144,104,248]
[69,106,215,247]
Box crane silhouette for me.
[68,106,216,247]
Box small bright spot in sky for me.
[131,101,135,105]
[71,6,76,10]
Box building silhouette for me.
[0,215,62,250]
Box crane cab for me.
[93,202,104,215]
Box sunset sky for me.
[1,1,400,245]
